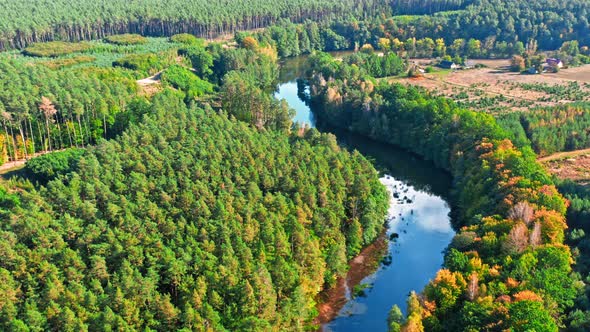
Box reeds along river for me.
[275,54,456,331]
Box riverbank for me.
[304,52,571,330]
[315,232,389,326]
[276,56,454,331]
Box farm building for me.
[439,60,459,69]
[546,58,564,68]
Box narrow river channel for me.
[276,55,456,331]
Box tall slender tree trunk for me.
[27,117,36,154]
[70,115,79,148]
[103,113,107,139]
[8,124,17,161]
[3,121,16,162]
[83,112,91,144]
[55,113,64,149]
[36,120,45,152]
[45,117,52,152]
[77,115,85,147]
[18,123,28,160]
[65,115,74,148]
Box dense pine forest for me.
[0,0,388,50]
[0,93,388,330]
[0,36,391,329]
[496,104,590,156]
[1,0,590,52]
[1,0,590,331]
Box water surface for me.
[276,55,454,331]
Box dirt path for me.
[538,148,590,162]
[137,71,163,86]
[0,150,65,175]
[0,159,27,175]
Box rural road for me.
[0,149,67,175]
[137,71,163,85]
[538,148,590,162]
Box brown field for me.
[391,61,590,114]
[539,149,590,182]
[467,59,511,68]
[554,64,590,82]
[543,156,590,182]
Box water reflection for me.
[276,55,454,332]
[404,191,453,234]
[274,82,315,127]
[322,177,453,332]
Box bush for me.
[113,53,160,74]
[23,41,92,57]
[170,33,202,46]
[24,149,85,183]
[160,65,214,101]
[41,55,96,69]
[104,34,147,45]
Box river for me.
[276,55,456,331]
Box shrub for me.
[23,41,92,57]
[104,34,147,46]
[170,33,202,46]
[113,53,160,73]
[160,65,214,101]
[24,148,85,183]
[41,55,96,69]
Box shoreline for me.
[314,231,389,329]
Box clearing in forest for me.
[391,60,590,114]
[540,148,590,183]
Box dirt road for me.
[0,149,67,175]
[537,148,590,162]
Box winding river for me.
[276,55,456,331]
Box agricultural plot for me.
[542,153,590,183]
[393,60,590,114]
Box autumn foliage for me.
[306,53,573,331]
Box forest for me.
[0,0,590,330]
[497,103,590,156]
[0,0,389,50]
[244,14,590,65]
[305,52,578,330]
[1,0,589,55]
[0,34,297,166]
[0,32,394,331]
[0,61,138,163]
[554,180,590,331]
[0,92,389,330]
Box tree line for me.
[0,0,390,50]
[3,0,590,56]
[0,61,138,164]
[244,19,505,59]
[239,0,590,61]
[387,0,590,51]
[305,52,575,330]
[0,33,302,166]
